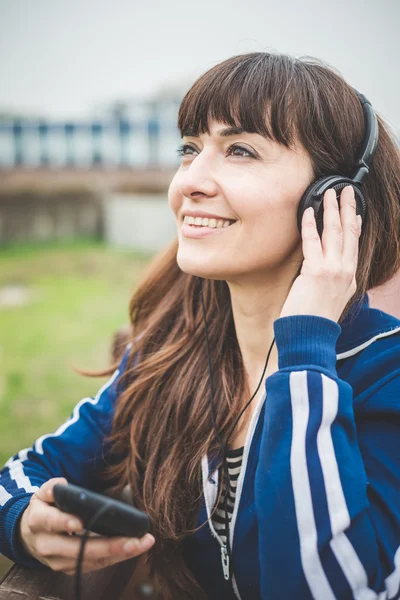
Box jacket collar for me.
[204,294,400,481]
[337,293,400,359]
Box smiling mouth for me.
[183,216,235,229]
[188,223,231,229]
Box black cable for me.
[73,504,157,600]
[74,503,110,600]
[199,277,275,582]
[224,337,275,448]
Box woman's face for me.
[168,119,315,282]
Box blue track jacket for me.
[1,294,400,599]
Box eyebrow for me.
[183,126,246,138]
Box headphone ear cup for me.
[297,177,367,237]
[332,182,367,224]
[297,177,333,236]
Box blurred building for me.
[0,89,184,170]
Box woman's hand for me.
[280,186,362,323]
[19,477,155,576]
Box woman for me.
[1,52,400,600]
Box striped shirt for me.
[212,445,244,546]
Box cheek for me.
[167,177,181,217]
[222,176,268,221]
[227,175,302,258]
[225,174,289,224]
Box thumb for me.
[34,477,69,504]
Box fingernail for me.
[68,519,81,530]
[140,534,155,547]
[124,540,139,554]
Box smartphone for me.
[53,483,150,538]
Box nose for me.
[177,151,219,200]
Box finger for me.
[54,548,143,576]
[34,477,69,504]
[301,206,323,261]
[78,545,148,574]
[47,547,137,575]
[341,185,361,267]
[321,188,343,259]
[40,532,155,562]
[28,498,84,535]
[54,535,155,575]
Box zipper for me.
[201,457,240,596]
[220,545,230,580]
[201,388,267,600]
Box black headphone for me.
[296,89,379,237]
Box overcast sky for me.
[0,0,399,130]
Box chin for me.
[176,250,229,281]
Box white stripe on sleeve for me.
[317,375,350,534]
[318,374,387,600]
[290,371,336,600]
[0,485,12,504]
[35,368,119,454]
[1,368,120,505]
[385,546,400,599]
[4,448,39,497]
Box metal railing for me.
[0,115,181,169]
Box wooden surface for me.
[0,556,154,600]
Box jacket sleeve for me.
[255,315,400,600]
[0,348,131,567]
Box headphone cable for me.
[74,504,109,600]
[199,277,275,582]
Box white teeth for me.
[183,215,234,229]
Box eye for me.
[176,143,198,157]
[227,144,255,159]
[177,144,255,158]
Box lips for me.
[181,209,236,222]
[181,220,235,239]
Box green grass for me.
[0,240,153,576]
[0,239,152,468]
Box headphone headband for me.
[351,89,379,184]
[297,87,378,236]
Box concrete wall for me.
[0,191,102,244]
[103,193,177,253]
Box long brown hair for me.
[93,53,400,598]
